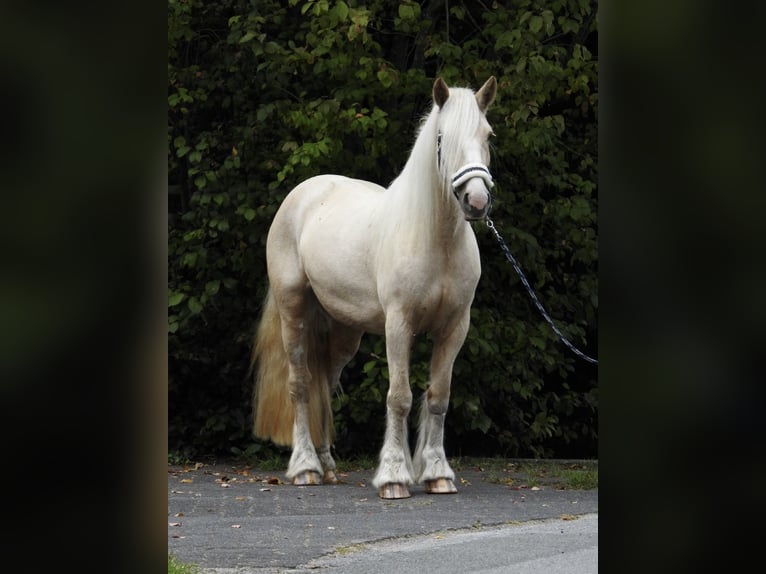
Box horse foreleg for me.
[372,315,414,499]
[414,393,457,494]
[413,315,470,494]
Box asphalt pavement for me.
[168,461,598,573]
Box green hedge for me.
[168,0,598,461]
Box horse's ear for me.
[475,76,497,112]
[433,77,450,108]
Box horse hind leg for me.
[277,288,325,486]
[316,320,363,484]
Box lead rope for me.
[485,217,598,365]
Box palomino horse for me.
[252,77,497,499]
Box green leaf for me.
[529,15,543,33]
[362,360,377,374]
[542,9,554,34]
[495,31,514,50]
[187,297,203,314]
[168,291,185,307]
[239,31,257,44]
[398,4,414,19]
[377,69,394,88]
[335,0,348,20]
[474,414,492,434]
[205,280,221,296]
[180,252,198,268]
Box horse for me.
[251,76,497,499]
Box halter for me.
[451,163,494,190]
[437,131,495,204]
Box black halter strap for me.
[436,131,443,169]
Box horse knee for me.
[425,387,450,415]
[387,387,413,417]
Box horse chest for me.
[390,267,476,332]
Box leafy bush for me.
[168,0,598,460]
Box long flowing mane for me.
[379,87,486,254]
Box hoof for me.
[293,471,322,486]
[425,478,458,494]
[323,470,339,484]
[378,483,411,499]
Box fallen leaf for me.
[260,487,271,492]
[169,522,181,527]
[531,486,541,491]
[180,479,193,484]
[460,478,471,486]
[231,524,241,529]
[267,477,282,485]
[235,496,247,501]
[174,512,184,517]
[560,514,578,521]
[220,483,230,488]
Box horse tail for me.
[251,288,334,448]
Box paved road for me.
[168,461,598,573]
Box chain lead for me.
[485,218,598,365]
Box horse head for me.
[433,76,497,221]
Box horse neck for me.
[381,111,464,254]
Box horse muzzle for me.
[451,163,494,220]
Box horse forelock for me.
[435,87,490,192]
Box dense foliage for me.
[168,0,598,461]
